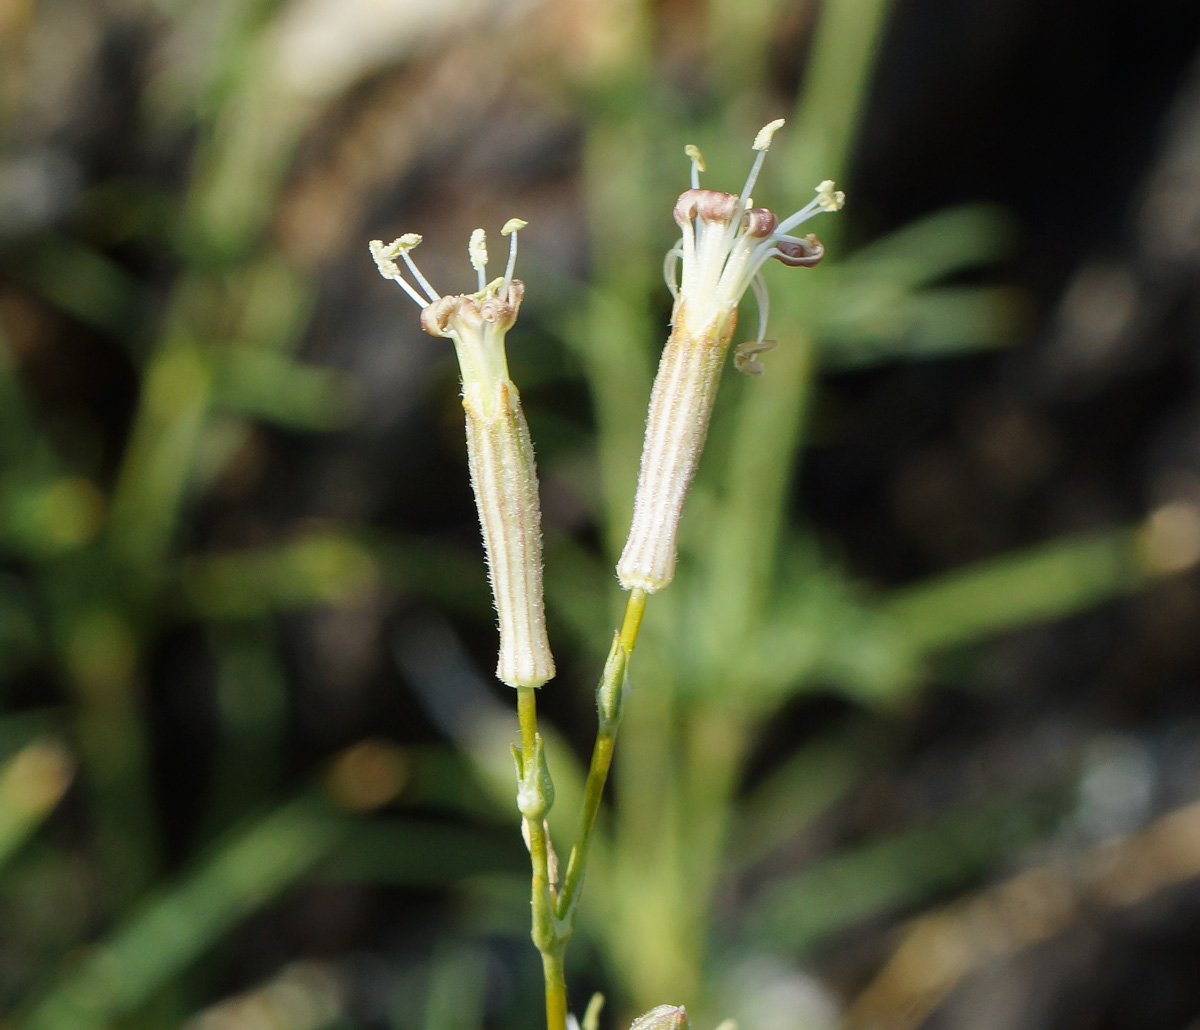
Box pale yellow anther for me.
[684,144,706,171]
[501,218,528,235]
[753,118,786,151]
[469,228,488,272]
[816,179,846,211]
[397,233,422,250]
[369,239,401,279]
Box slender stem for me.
[556,589,647,922]
[619,588,647,653]
[542,948,569,1030]
[517,589,647,1027]
[516,685,568,1030]
[517,684,539,759]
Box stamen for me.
[501,217,527,291]
[774,193,828,236]
[394,234,441,303]
[369,239,401,279]
[370,238,434,307]
[749,271,770,349]
[469,228,488,292]
[685,144,706,189]
[740,118,785,204]
[735,267,779,374]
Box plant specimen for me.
[372,120,841,1030]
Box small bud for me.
[513,733,555,821]
[629,1006,689,1030]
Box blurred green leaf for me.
[817,285,1026,369]
[833,205,1017,290]
[321,819,525,885]
[733,735,862,870]
[0,738,73,871]
[182,533,378,619]
[1,477,105,557]
[208,348,355,430]
[748,547,918,706]
[3,237,149,343]
[743,788,1066,955]
[882,528,1145,654]
[805,206,1024,369]
[19,795,350,1030]
[422,941,490,1030]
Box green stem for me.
[516,590,647,1029]
[516,686,568,1030]
[517,685,539,762]
[556,589,646,923]
[542,948,569,1030]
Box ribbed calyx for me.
[617,120,842,593]
[616,306,735,593]
[371,224,554,687]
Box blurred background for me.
[4,0,1200,1028]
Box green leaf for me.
[19,796,350,1030]
[882,529,1144,653]
[743,789,1065,955]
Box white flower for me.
[663,118,842,354]
[371,221,554,688]
[617,121,842,594]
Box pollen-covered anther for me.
[753,118,786,151]
[816,179,846,211]
[469,228,488,269]
[773,233,825,268]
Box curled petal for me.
[743,207,778,238]
[673,188,740,228]
[421,280,525,338]
[420,294,459,338]
[772,233,825,267]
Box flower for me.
[616,120,843,594]
[371,222,555,688]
